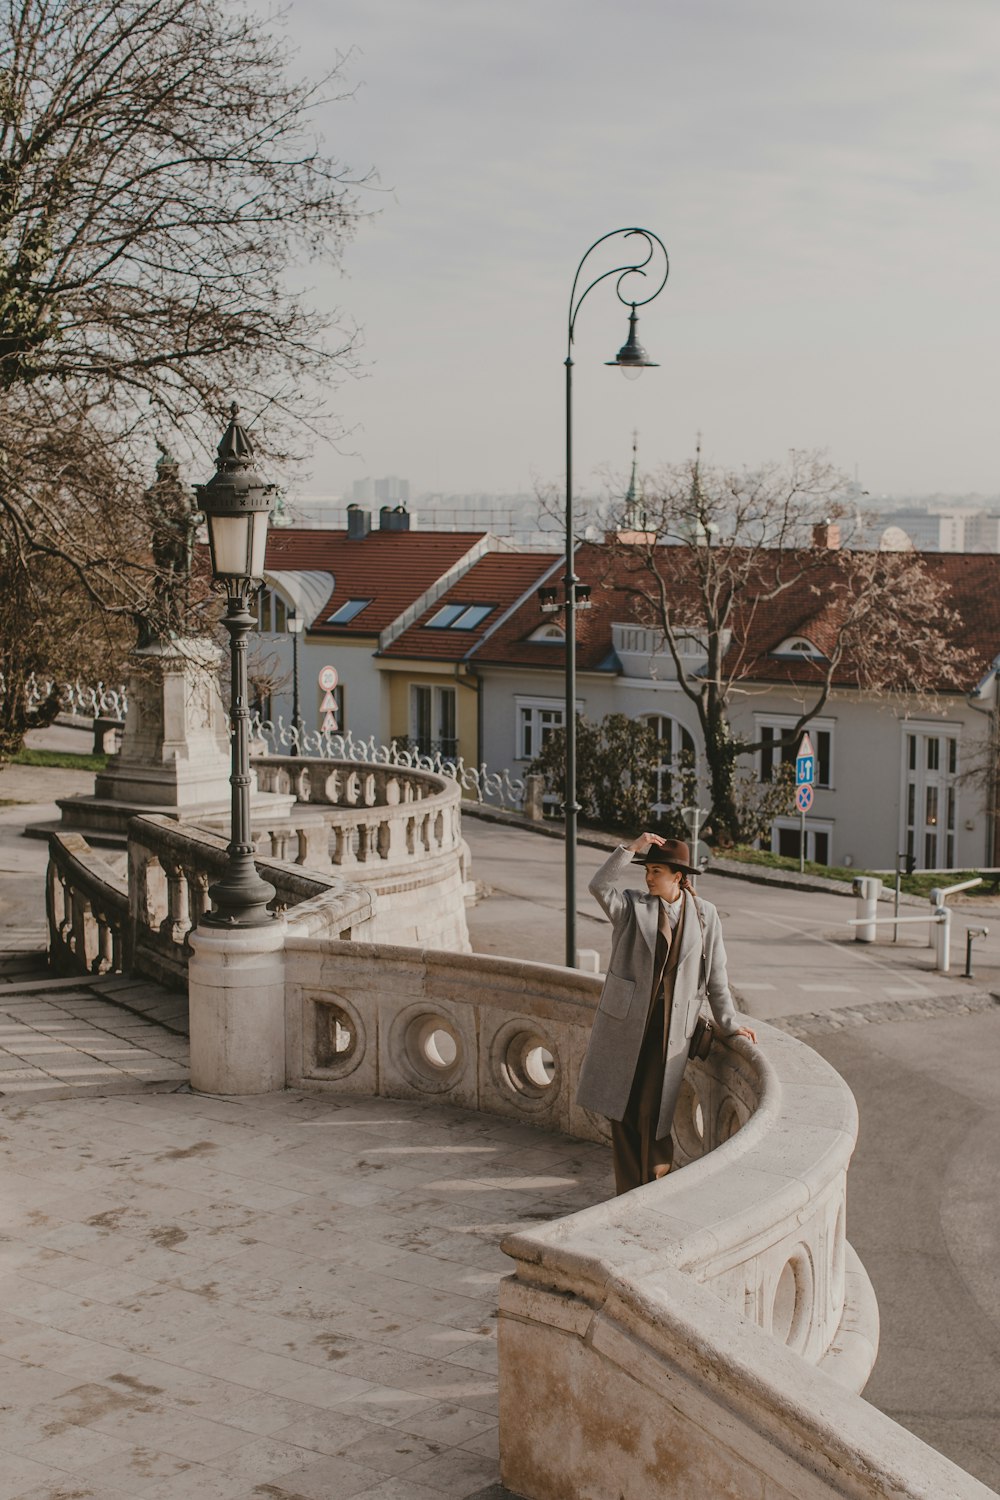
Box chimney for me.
[379,504,411,533]
[812,518,841,550]
[346,503,370,540]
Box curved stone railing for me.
[47,833,129,977]
[280,939,869,1384]
[127,815,376,988]
[46,816,377,988]
[250,757,470,951]
[253,755,463,866]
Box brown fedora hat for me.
[631,838,699,875]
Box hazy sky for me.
[281,0,1000,503]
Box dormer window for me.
[526,622,565,643]
[772,636,824,659]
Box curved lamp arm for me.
[567,227,670,355]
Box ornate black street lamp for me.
[563,229,668,967]
[196,403,278,927]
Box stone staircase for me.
[0,948,189,1101]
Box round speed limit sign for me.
[317,665,339,692]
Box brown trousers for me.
[611,900,685,1195]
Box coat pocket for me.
[598,971,635,1019]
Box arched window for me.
[640,714,696,811]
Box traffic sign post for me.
[794,734,815,873]
[317,666,339,735]
[680,805,710,880]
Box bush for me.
[530,713,697,835]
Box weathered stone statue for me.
[135,446,201,647]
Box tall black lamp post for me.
[197,403,278,927]
[562,228,668,968]
[287,609,303,756]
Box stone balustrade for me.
[127,814,377,989]
[253,755,463,866]
[47,815,377,989]
[250,757,470,951]
[47,833,129,977]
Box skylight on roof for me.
[426,603,495,630]
[327,598,372,624]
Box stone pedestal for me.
[188,919,287,1094]
[56,637,294,843]
[96,638,232,806]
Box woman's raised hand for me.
[625,832,668,854]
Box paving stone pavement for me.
[0,1086,610,1500]
[0,955,189,1103]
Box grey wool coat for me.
[576,845,745,1141]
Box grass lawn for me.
[722,846,996,898]
[9,747,109,772]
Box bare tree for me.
[0,0,367,674]
[604,449,978,843]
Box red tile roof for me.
[263,528,488,635]
[381,550,563,662]
[470,543,1000,692]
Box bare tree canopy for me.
[603,449,979,842]
[0,0,362,417]
[0,0,366,665]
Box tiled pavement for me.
[0,955,189,1102]
[0,1074,611,1500]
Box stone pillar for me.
[523,773,546,822]
[187,919,287,1094]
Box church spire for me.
[622,429,644,529]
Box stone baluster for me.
[160,864,191,946]
[187,870,210,930]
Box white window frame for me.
[514,695,581,762]
[637,712,698,812]
[755,713,835,790]
[899,720,961,870]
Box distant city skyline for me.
[278,1,1000,500]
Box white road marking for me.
[798,983,858,993]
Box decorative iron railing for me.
[0,673,129,720]
[251,713,528,810]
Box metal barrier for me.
[849,874,985,974]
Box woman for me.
[576,831,756,1195]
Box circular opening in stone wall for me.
[716,1097,742,1142]
[313,999,363,1075]
[424,1027,457,1069]
[524,1045,555,1088]
[832,1204,846,1310]
[501,1031,558,1098]
[671,1076,707,1161]
[405,1013,461,1081]
[771,1248,813,1353]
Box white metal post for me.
[852,877,881,942]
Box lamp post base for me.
[202,852,277,928]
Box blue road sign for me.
[796,732,815,786]
[796,783,814,813]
